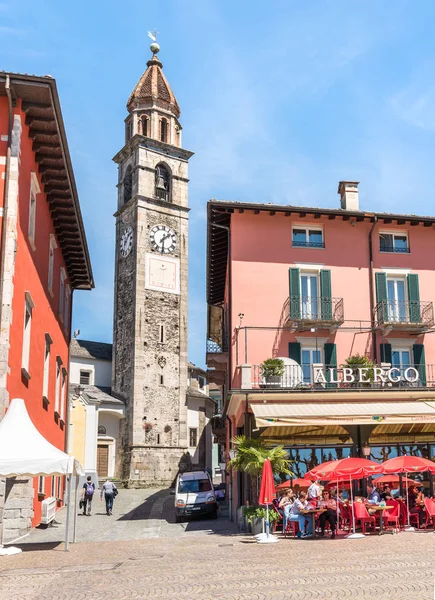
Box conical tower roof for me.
[127,52,180,118]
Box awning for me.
[251,400,435,427]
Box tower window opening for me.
[141,116,149,137]
[160,118,168,143]
[155,164,170,201]
[158,324,165,343]
[123,165,133,204]
[157,434,161,445]
[125,120,133,143]
[159,374,164,385]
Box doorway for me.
[97,445,109,478]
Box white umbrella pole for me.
[336,478,339,532]
[64,475,73,552]
[346,475,365,539]
[73,476,79,543]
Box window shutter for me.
[413,344,426,386]
[375,272,388,323]
[288,342,301,365]
[407,274,421,323]
[380,343,392,364]
[324,343,337,389]
[320,270,332,320]
[289,268,301,319]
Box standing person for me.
[81,476,95,516]
[408,484,425,528]
[318,490,337,539]
[307,478,321,506]
[100,479,118,516]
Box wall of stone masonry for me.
[2,478,34,543]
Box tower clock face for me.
[150,225,177,254]
[120,226,134,257]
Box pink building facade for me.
[207,182,435,517]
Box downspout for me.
[225,414,233,521]
[368,216,378,362]
[0,76,13,369]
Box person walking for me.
[81,476,95,516]
[100,479,117,516]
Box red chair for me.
[397,498,419,528]
[271,504,284,533]
[382,499,400,532]
[353,502,376,534]
[339,503,351,531]
[283,518,300,538]
[423,498,435,529]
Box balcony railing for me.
[379,245,410,253]
[248,363,433,391]
[375,300,434,328]
[206,338,228,353]
[292,241,325,249]
[287,296,344,324]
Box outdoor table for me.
[300,508,326,539]
[363,504,394,535]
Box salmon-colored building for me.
[207,182,435,518]
[0,73,93,542]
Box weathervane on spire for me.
[148,30,160,55]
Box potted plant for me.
[342,354,375,388]
[260,358,285,388]
[243,505,280,535]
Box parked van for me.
[174,470,217,522]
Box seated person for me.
[285,491,312,538]
[380,485,392,501]
[408,484,425,528]
[318,490,337,539]
[278,489,294,521]
[366,483,381,504]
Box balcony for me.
[286,295,344,330]
[375,300,434,331]
[241,363,433,391]
[206,338,228,370]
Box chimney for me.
[338,181,359,211]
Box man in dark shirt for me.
[408,485,425,527]
[81,476,95,516]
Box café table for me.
[300,508,326,539]
[362,504,394,535]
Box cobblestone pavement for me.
[1,490,435,599]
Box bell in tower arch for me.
[155,164,170,201]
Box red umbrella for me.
[373,474,414,486]
[257,459,278,544]
[276,478,309,491]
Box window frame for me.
[292,225,324,249]
[300,270,320,319]
[51,476,56,498]
[79,370,91,385]
[189,427,198,447]
[158,323,165,344]
[379,231,409,254]
[301,346,324,384]
[48,234,57,296]
[60,367,67,421]
[64,284,71,332]
[21,292,34,378]
[59,269,66,321]
[28,172,40,251]
[160,118,168,142]
[38,476,45,495]
[42,333,52,401]
[55,357,62,416]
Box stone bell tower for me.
[112,40,193,485]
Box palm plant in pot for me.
[343,354,375,388]
[260,358,285,388]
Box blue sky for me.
[2,0,435,367]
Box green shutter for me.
[288,342,301,364]
[407,274,421,323]
[320,270,332,320]
[380,343,392,364]
[375,272,388,323]
[324,343,337,388]
[413,344,426,386]
[289,268,301,319]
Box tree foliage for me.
[228,435,293,477]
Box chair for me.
[382,499,400,532]
[353,502,376,534]
[283,518,300,538]
[339,503,351,531]
[397,498,419,528]
[271,504,283,533]
[423,498,435,529]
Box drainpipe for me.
[368,216,378,362]
[225,414,233,521]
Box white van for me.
[174,470,217,522]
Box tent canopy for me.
[0,398,83,477]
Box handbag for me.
[113,486,118,497]
[79,499,84,509]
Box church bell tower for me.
[112,40,193,485]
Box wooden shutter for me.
[320,270,332,320]
[407,274,421,323]
[380,343,392,364]
[324,343,337,388]
[289,342,301,364]
[289,268,301,319]
[413,344,426,386]
[375,272,388,323]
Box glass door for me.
[302,348,322,384]
[301,273,319,319]
[392,349,411,380]
[387,278,407,322]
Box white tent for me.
[0,398,84,551]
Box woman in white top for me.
[286,491,312,537]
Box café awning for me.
[251,400,435,427]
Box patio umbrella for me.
[276,478,309,491]
[381,455,435,530]
[257,458,278,544]
[305,458,384,539]
[373,475,414,486]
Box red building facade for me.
[0,73,93,542]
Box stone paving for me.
[0,489,434,599]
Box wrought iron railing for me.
[379,245,410,253]
[375,300,434,327]
[287,295,344,323]
[292,241,325,249]
[206,338,228,353]
[249,363,434,391]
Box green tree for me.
[228,435,293,502]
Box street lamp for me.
[362,442,371,458]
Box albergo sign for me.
[313,366,420,385]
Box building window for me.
[392,348,411,378]
[51,476,56,498]
[38,476,44,495]
[64,285,71,331]
[159,374,164,385]
[123,165,133,204]
[198,376,206,391]
[292,227,324,248]
[98,425,106,435]
[155,164,170,201]
[60,368,67,421]
[158,324,165,343]
[380,232,409,253]
[79,370,91,385]
[141,116,149,137]
[300,272,320,319]
[125,120,133,142]
[59,269,66,320]
[48,235,57,294]
[28,173,39,250]
[189,428,198,447]
[42,335,52,400]
[160,118,168,142]
[386,276,407,322]
[57,476,61,499]
[21,293,34,376]
[55,358,62,415]
[301,347,323,384]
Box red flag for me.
[258,458,275,505]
